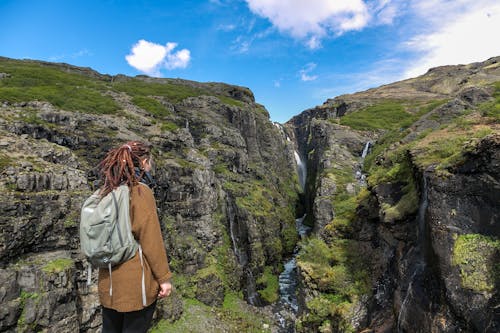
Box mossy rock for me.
[452,233,500,293]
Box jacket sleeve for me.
[132,184,172,284]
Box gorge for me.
[0,56,499,332]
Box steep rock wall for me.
[0,58,299,332]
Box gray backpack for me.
[80,185,146,305]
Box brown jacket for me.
[98,183,172,312]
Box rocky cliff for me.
[0,55,499,333]
[287,57,500,332]
[0,57,299,332]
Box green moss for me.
[301,293,354,333]
[452,233,500,293]
[131,95,170,117]
[42,258,74,273]
[256,266,279,303]
[380,185,418,222]
[297,238,370,295]
[296,237,370,332]
[17,291,41,331]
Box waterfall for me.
[356,141,371,185]
[294,151,306,191]
[361,141,371,159]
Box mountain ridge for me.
[0,55,498,332]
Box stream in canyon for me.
[274,150,311,332]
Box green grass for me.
[0,153,12,171]
[160,121,180,132]
[452,234,500,293]
[131,95,170,117]
[150,296,272,333]
[112,79,205,104]
[0,59,119,114]
[478,82,500,120]
[339,100,413,130]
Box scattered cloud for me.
[48,49,92,62]
[274,79,281,88]
[299,63,318,82]
[217,23,237,31]
[245,0,401,49]
[403,0,500,78]
[125,39,191,77]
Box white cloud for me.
[404,0,500,78]
[300,63,318,82]
[125,39,191,77]
[245,0,400,48]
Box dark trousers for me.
[102,301,156,333]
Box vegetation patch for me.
[296,237,370,332]
[256,266,279,303]
[478,81,500,119]
[0,59,119,114]
[452,233,500,293]
[131,96,170,117]
[0,153,13,171]
[42,258,74,273]
[339,100,418,131]
[113,79,205,104]
[150,296,272,333]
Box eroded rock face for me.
[287,57,500,333]
[423,135,500,332]
[0,58,300,332]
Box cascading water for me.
[275,151,311,332]
[361,141,371,159]
[356,141,371,185]
[294,151,307,191]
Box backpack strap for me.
[108,263,113,297]
[138,245,147,306]
[87,263,92,286]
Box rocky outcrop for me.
[0,57,297,332]
[288,56,500,332]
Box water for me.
[294,151,306,191]
[275,215,311,331]
[361,141,371,159]
[274,148,310,331]
[356,141,371,185]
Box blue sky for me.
[1,0,499,123]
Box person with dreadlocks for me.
[97,141,172,333]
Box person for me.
[97,141,172,333]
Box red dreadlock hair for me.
[98,141,151,197]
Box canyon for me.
[0,56,499,332]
